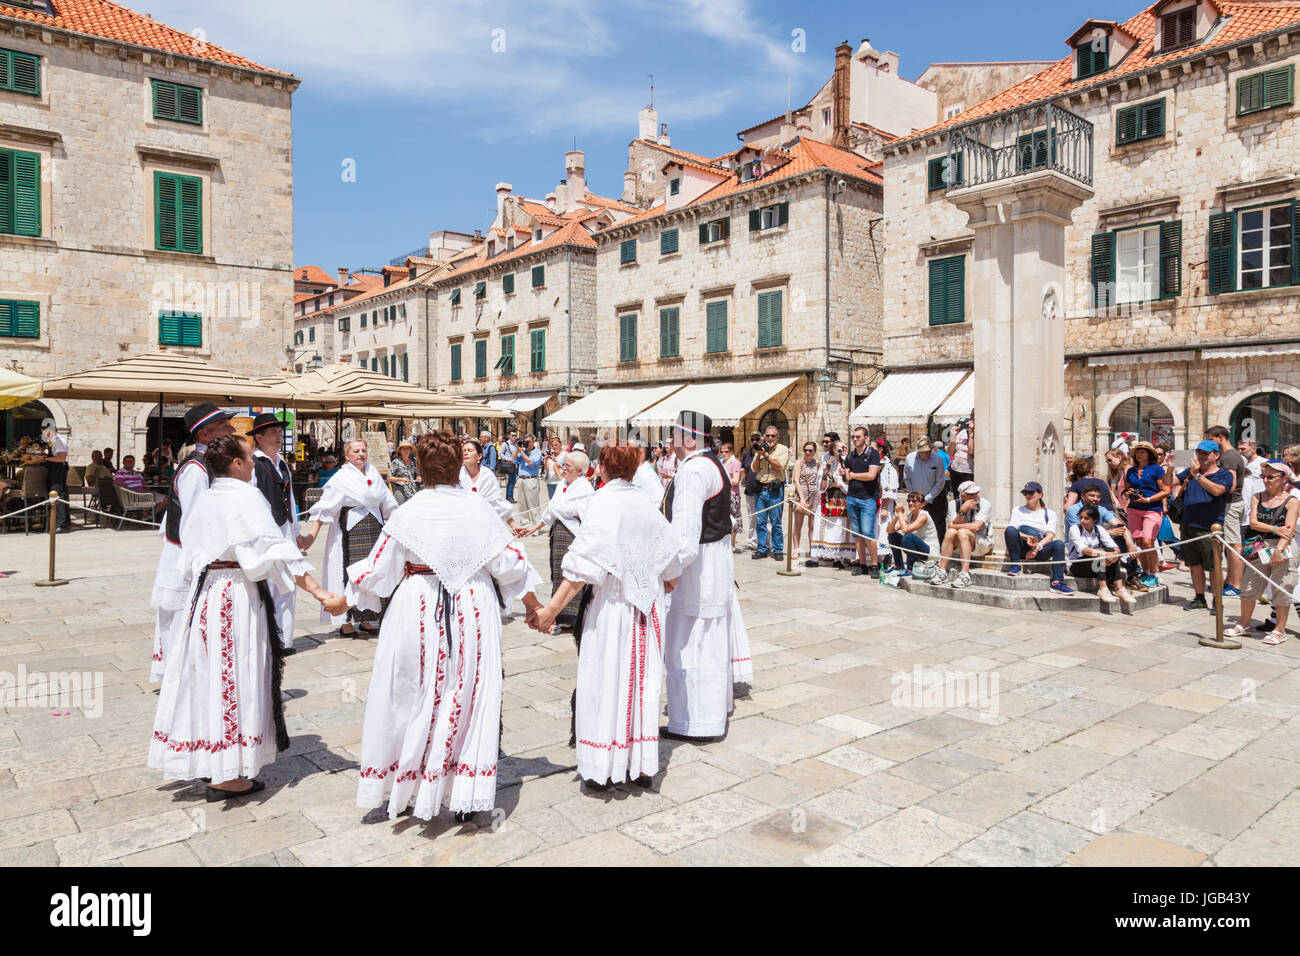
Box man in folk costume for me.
[298,439,398,636]
[322,433,543,822]
[149,403,235,683]
[661,410,753,740]
[531,443,682,789]
[250,413,300,654]
[149,435,334,800]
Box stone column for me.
[949,170,1093,526]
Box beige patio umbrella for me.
[0,367,43,412]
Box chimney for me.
[779,109,796,146]
[337,267,350,287]
[565,150,586,204]
[622,170,637,204]
[638,106,658,141]
[832,41,852,148]
[656,122,670,147]
[556,178,569,214]
[494,182,512,222]
[545,192,557,210]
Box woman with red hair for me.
[531,442,682,790]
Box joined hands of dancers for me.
[524,578,678,634]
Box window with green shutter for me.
[309,326,315,342]
[1076,40,1108,79]
[1238,65,1294,115]
[402,353,409,382]
[927,155,962,191]
[705,300,728,353]
[751,202,789,231]
[1091,232,1115,307]
[659,307,679,357]
[474,281,486,300]
[530,328,545,372]
[158,311,202,347]
[502,272,515,294]
[0,299,39,339]
[1116,99,1165,144]
[1159,221,1182,299]
[154,171,202,253]
[531,264,545,287]
[619,239,637,264]
[660,229,679,255]
[927,257,964,326]
[151,79,203,125]
[360,313,367,328]
[670,178,680,196]
[450,343,462,381]
[756,290,783,347]
[475,339,488,378]
[496,334,515,374]
[619,314,637,362]
[699,218,729,244]
[450,288,462,305]
[0,48,41,97]
[371,357,378,372]
[0,147,41,237]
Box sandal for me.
[340,624,358,636]
[1222,623,1247,638]
[1263,630,1288,645]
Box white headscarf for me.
[311,461,393,530]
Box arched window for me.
[1231,392,1300,453]
[1110,396,1175,448]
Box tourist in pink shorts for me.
[1119,441,1168,586]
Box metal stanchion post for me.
[1199,523,1239,649]
[777,495,800,577]
[35,491,69,588]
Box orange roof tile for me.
[574,192,640,214]
[907,0,1300,142]
[0,0,293,76]
[661,156,729,177]
[435,219,597,283]
[688,137,881,206]
[632,139,724,168]
[294,265,337,287]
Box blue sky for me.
[141,0,1137,269]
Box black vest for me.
[254,453,293,526]
[663,450,731,544]
[164,450,210,545]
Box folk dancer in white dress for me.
[460,438,524,531]
[809,443,856,568]
[298,439,398,636]
[324,433,543,822]
[250,413,300,652]
[518,450,595,634]
[149,403,235,682]
[633,455,664,506]
[661,410,752,739]
[148,435,334,801]
[530,443,682,789]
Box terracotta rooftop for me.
[690,137,882,205]
[631,138,725,168]
[293,265,338,287]
[906,0,1300,142]
[0,0,294,76]
[438,219,598,282]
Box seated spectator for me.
[930,481,992,588]
[1067,486,1145,591]
[102,447,116,472]
[1064,456,1113,510]
[1067,505,1136,606]
[315,455,340,488]
[82,450,113,486]
[1004,480,1073,594]
[114,455,166,516]
[1175,440,1234,611]
[886,492,939,576]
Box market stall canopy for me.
[41,351,297,404]
[848,369,969,426]
[257,363,499,413]
[932,370,975,421]
[543,383,687,429]
[0,367,43,411]
[630,376,800,428]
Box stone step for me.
[898,575,1169,616]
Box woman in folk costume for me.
[530,443,682,789]
[298,439,398,636]
[149,403,235,683]
[460,438,524,532]
[808,442,856,569]
[661,410,752,740]
[518,449,594,634]
[250,413,300,653]
[148,435,334,800]
[324,432,543,822]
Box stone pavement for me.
[2,518,1299,866]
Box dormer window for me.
[534,228,542,241]
[488,240,496,256]
[1162,7,1197,49]
[1076,36,1108,79]
[669,178,681,196]
[822,109,831,126]
[738,160,761,183]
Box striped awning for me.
[848,369,969,425]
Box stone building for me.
[291,266,383,368]
[583,131,888,449]
[879,0,1300,459]
[0,0,298,457]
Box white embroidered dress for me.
[811,469,856,564]
[664,450,752,736]
[149,448,210,682]
[562,479,682,783]
[308,461,398,625]
[148,478,311,784]
[347,487,541,819]
[459,464,512,521]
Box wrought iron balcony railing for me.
[944,101,1094,191]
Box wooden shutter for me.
[178,175,201,252]
[531,329,545,371]
[501,335,514,374]
[502,272,514,294]
[757,291,782,346]
[661,229,678,254]
[153,80,177,120]
[402,354,409,381]
[1291,201,1300,285]
[699,222,709,244]
[475,339,487,377]
[620,239,636,263]
[928,157,944,191]
[1141,100,1165,139]
[749,209,761,231]
[1116,105,1138,145]
[1207,212,1236,294]
[155,172,177,249]
[928,259,947,325]
[1238,73,1264,115]
[0,300,39,338]
[159,311,180,345]
[0,51,7,92]
[177,84,202,124]
[620,314,636,361]
[450,288,461,305]
[9,149,38,237]
[1090,232,1115,307]
[706,300,727,352]
[180,312,201,346]
[659,308,678,357]
[1159,220,1182,299]
[0,151,10,235]
[777,201,789,226]
[450,343,461,381]
[531,264,544,286]
[1264,65,1295,110]
[945,258,963,324]
[719,217,730,240]
[3,50,40,96]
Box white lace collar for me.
[380,487,513,591]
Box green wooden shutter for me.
[159,311,179,345]
[9,149,39,237]
[928,259,947,324]
[531,328,545,371]
[945,257,964,324]
[178,175,202,252]
[531,264,544,287]
[1141,100,1165,139]
[180,312,201,346]
[402,353,409,381]
[620,239,636,263]
[659,308,679,357]
[450,343,462,381]
[177,84,202,125]
[1159,220,1182,299]
[619,314,636,361]
[1264,64,1295,110]
[153,80,177,120]
[502,272,514,294]
[0,51,8,92]
[661,229,678,254]
[2,50,40,96]
[706,300,727,352]
[450,288,461,305]
[500,334,515,374]
[757,291,782,346]
[0,300,40,339]
[0,151,10,235]
[749,209,761,231]
[699,222,709,244]
[1238,73,1265,115]
[928,157,944,191]
[1207,212,1236,294]
[475,339,487,378]
[1091,232,1115,306]
[1116,105,1139,145]
[777,201,789,226]
[1292,200,1300,285]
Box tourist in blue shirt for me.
[513,434,545,524]
[1067,485,1142,583]
[480,430,498,472]
[1176,440,1234,611]
[1121,441,1169,588]
[315,455,340,488]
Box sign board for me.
[1150,418,1175,450]
[364,430,391,475]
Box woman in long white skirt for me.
[326,433,542,822]
[531,444,682,790]
[149,435,332,800]
[809,448,856,568]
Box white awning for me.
[542,384,687,429]
[1088,350,1196,367]
[933,371,975,420]
[1202,343,1300,360]
[848,369,969,425]
[630,376,801,427]
[487,391,554,413]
